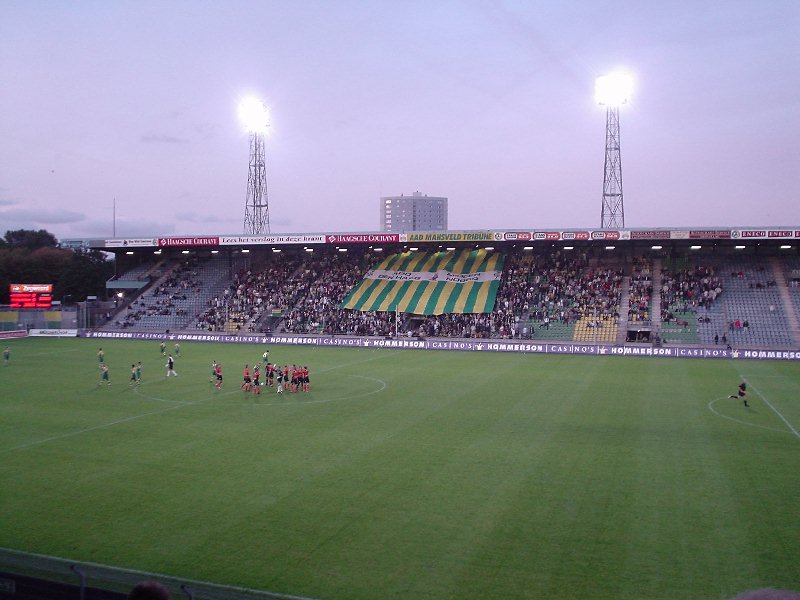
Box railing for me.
[0,547,316,600]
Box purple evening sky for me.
[1,1,797,241]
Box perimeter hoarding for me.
[0,330,27,340]
[29,329,78,337]
[81,331,800,361]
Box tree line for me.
[0,229,114,305]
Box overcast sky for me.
[1,1,797,241]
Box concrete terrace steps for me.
[616,276,631,345]
[770,256,800,345]
[650,258,663,335]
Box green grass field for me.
[1,337,799,599]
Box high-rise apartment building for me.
[381,191,448,232]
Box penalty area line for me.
[0,401,202,455]
[750,380,800,440]
[733,366,800,441]
[707,398,787,434]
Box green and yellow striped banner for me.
[340,249,504,315]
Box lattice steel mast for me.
[600,106,624,228]
[243,130,270,234]
[595,72,632,229]
[239,97,270,234]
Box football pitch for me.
[1,337,799,599]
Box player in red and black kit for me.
[290,364,300,393]
[214,363,223,389]
[266,362,274,386]
[302,365,310,392]
[284,365,290,392]
[242,364,252,392]
[252,365,261,395]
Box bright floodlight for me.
[595,72,633,106]
[239,97,269,133]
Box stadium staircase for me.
[770,256,800,346]
[649,258,663,337]
[615,276,631,345]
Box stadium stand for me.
[100,246,800,348]
[712,256,793,347]
[283,250,374,335]
[196,252,310,333]
[110,259,165,283]
[778,255,800,344]
[107,256,232,331]
[658,258,723,345]
[513,250,623,342]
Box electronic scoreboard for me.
[9,284,53,308]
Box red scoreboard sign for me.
[9,284,53,308]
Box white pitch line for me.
[748,380,800,440]
[3,351,395,453]
[0,401,199,454]
[732,366,800,441]
[707,398,788,434]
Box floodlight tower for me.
[239,97,270,234]
[596,73,633,228]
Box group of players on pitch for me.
[95,345,311,397]
[208,351,311,396]
[236,363,311,395]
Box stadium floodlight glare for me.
[651,245,663,250]
[241,96,271,235]
[597,71,633,228]
[595,72,633,106]
[735,245,746,250]
[781,245,792,249]
[238,97,270,133]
